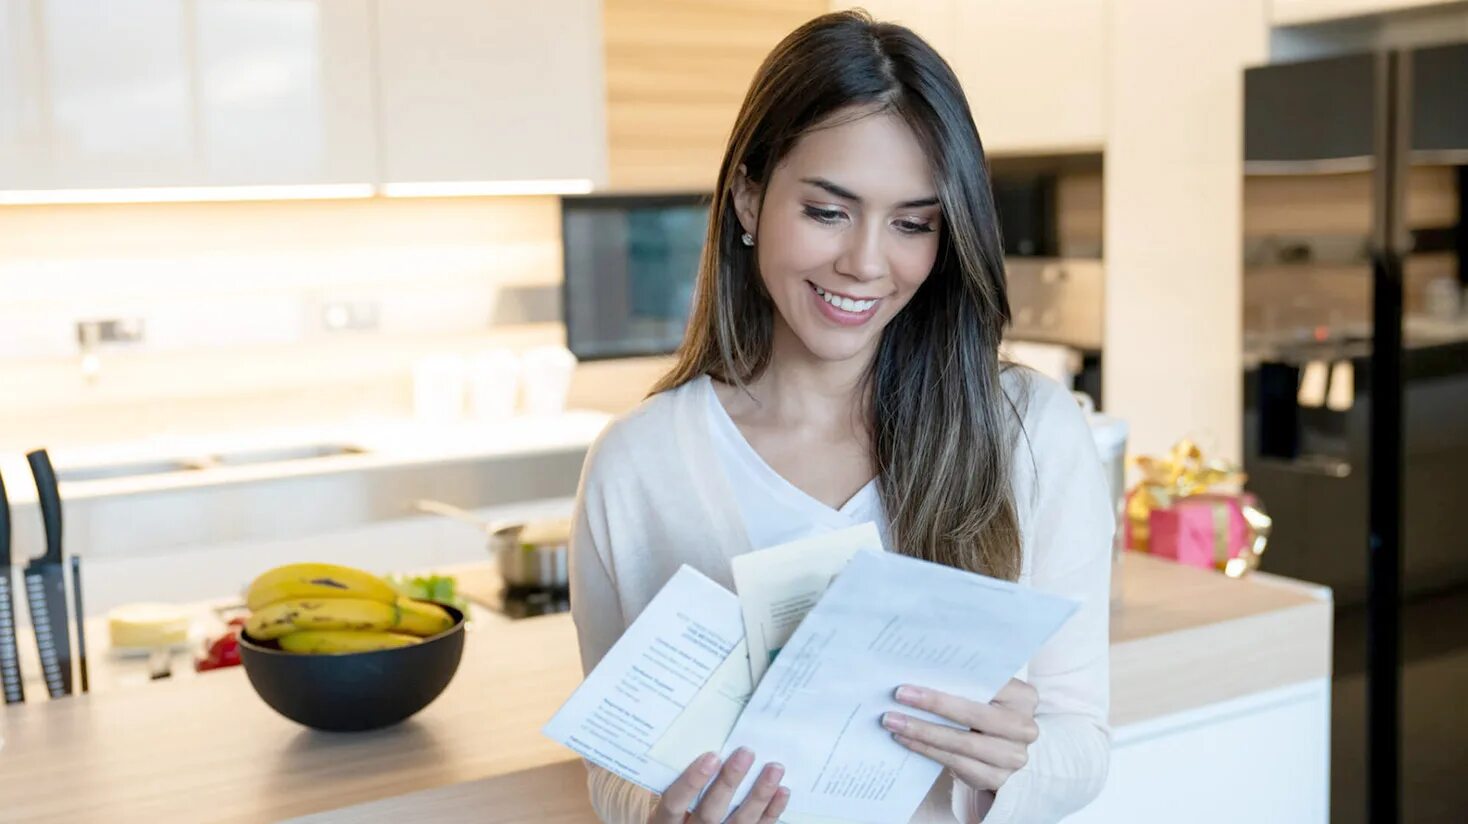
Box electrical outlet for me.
[76,317,146,345]
[320,300,380,332]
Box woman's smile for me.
[807,281,884,326]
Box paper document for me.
[718,550,1080,823]
[542,565,744,793]
[647,638,753,772]
[731,522,881,684]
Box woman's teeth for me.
[812,284,877,313]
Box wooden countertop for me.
[0,603,585,823]
[0,553,1331,823]
[1109,553,1332,725]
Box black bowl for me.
[238,603,466,732]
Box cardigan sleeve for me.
[952,376,1115,823]
[569,431,662,824]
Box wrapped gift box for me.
[1148,494,1253,571]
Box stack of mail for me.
[543,522,1077,824]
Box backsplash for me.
[0,195,563,360]
[0,195,573,446]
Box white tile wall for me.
[0,195,563,360]
[0,195,567,443]
[0,245,559,358]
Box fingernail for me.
[697,752,719,775]
[882,712,908,731]
[776,786,791,799]
[731,747,754,770]
[764,763,786,783]
[895,685,923,703]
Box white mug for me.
[520,345,577,416]
[468,348,521,421]
[411,354,468,422]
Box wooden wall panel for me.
[602,0,829,191]
[1241,166,1460,324]
[1057,168,1105,257]
[1242,166,1456,236]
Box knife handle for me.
[26,450,64,564]
[0,470,11,567]
[71,554,89,694]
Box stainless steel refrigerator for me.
[1243,43,1468,822]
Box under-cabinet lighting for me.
[379,179,595,197]
[0,183,377,205]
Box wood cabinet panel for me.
[603,0,828,190]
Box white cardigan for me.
[568,368,1114,823]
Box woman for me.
[570,10,1112,824]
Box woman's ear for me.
[731,163,761,239]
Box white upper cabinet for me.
[834,0,1106,156]
[374,0,607,188]
[4,0,607,196]
[0,0,376,195]
[194,0,376,186]
[41,0,196,189]
[0,0,52,189]
[952,0,1106,156]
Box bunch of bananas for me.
[244,563,456,654]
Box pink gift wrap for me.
[1148,494,1253,570]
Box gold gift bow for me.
[1200,496,1274,577]
[1134,439,1245,498]
[1126,439,1248,552]
[1224,499,1273,579]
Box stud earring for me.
[740,232,754,247]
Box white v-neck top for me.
[567,368,1114,824]
[703,375,890,552]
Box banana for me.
[278,630,422,654]
[245,563,398,611]
[245,598,401,641]
[395,597,455,637]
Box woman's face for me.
[734,108,943,366]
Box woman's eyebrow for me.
[800,176,939,209]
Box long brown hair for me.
[652,10,1024,580]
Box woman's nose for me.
[836,221,888,282]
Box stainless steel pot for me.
[414,500,571,590]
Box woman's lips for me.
[807,281,881,327]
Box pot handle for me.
[412,499,518,535]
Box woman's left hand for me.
[881,679,1040,793]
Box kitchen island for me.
[0,553,1331,823]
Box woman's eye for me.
[896,219,935,235]
[803,205,845,224]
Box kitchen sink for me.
[209,443,368,466]
[56,459,210,483]
[52,444,370,483]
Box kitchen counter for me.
[0,554,1332,823]
[0,412,611,567]
[0,412,612,507]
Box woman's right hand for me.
[648,748,790,824]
